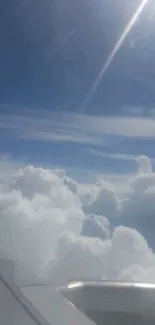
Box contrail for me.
[80,0,148,111]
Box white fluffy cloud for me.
[0,156,155,287]
[49,226,155,284]
[0,165,84,282]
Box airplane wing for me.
[60,280,155,325]
[0,259,50,325]
[1,258,155,325]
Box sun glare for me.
[80,0,149,111]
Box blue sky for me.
[1,0,155,176]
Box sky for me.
[1,0,155,176]
[2,1,155,324]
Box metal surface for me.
[60,280,155,324]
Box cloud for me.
[0,113,105,146]
[81,214,111,240]
[45,225,155,285]
[73,114,155,138]
[121,106,144,116]
[22,131,103,146]
[79,156,155,249]
[137,155,152,173]
[88,148,138,161]
[0,165,84,282]
[2,111,155,148]
[82,181,117,219]
[0,155,155,289]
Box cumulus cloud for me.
[81,214,111,240]
[0,155,155,287]
[137,155,152,174]
[0,165,84,283]
[45,226,155,285]
[82,180,117,219]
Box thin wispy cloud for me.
[88,149,138,161]
[1,112,155,142]
[70,114,155,138]
[21,131,104,146]
[121,106,144,116]
[89,149,155,172]
[0,112,104,146]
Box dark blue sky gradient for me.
[1,0,155,174]
[1,0,155,113]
